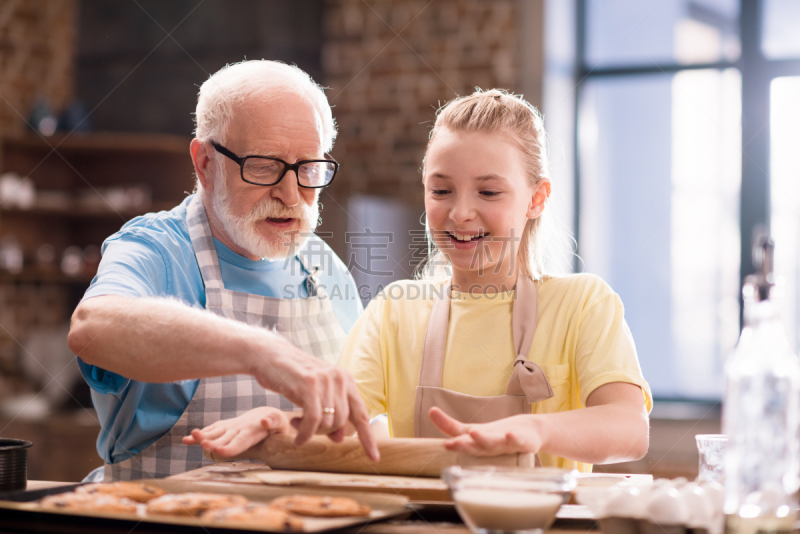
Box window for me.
[770,77,800,353]
[572,0,800,399]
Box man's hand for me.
[429,407,543,456]
[182,407,292,459]
[250,336,380,462]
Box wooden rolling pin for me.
[225,434,536,478]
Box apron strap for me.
[505,273,554,403]
[418,282,451,387]
[186,194,225,291]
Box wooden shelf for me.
[3,131,191,155]
[0,200,176,219]
[0,132,195,212]
[0,269,94,284]
[0,132,191,377]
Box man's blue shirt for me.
[77,195,363,464]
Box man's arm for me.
[429,382,649,464]
[68,294,379,461]
[71,295,275,382]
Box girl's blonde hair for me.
[419,88,553,282]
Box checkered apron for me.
[104,195,347,481]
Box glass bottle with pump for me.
[723,236,800,534]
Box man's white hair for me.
[194,60,337,151]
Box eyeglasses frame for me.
[210,141,339,188]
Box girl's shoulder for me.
[538,273,617,307]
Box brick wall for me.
[322,0,541,205]
[0,0,76,136]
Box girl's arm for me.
[429,381,649,464]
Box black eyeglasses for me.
[211,141,339,188]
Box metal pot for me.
[0,439,33,491]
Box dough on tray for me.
[146,492,249,517]
[201,503,304,531]
[77,481,167,503]
[269,494,371,517]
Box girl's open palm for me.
[428,407,543,456]
[182,407,293,459]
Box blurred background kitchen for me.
[0,0,798,482]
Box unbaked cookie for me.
[269,494,371,517]
[39,492,138,514]
[146,492,249,517]
[201,503,304,531]
[77,482,167,503]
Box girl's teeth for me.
[452,233,485,241]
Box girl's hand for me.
[428,406,543,456]
[182,407,293,459]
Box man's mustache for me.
[248,199,313,222]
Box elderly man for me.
[68,60,378,481]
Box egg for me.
[644,485,690,525]
[602,487,647,519]
[574,486,616,517]
[699,480,724,509]
[697,481,725,534]
[678,483,714,528]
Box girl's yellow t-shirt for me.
[338,273,653,473]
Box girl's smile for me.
[447,230,490,249]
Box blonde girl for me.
[186,90,651,472]
[338,89,651,472]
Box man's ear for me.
[526,178,551,219]
[190,139,215,193]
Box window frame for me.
[571,0,800,402]
[573,0,800,319]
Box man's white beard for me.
[211,185,320,261]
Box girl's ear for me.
[526,179,551,219]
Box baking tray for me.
[0,479,411,534]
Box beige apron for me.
[414,273,554,438]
